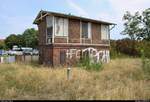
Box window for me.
[82,22,91,38]
[101,25,109,40]
[55,17,68,37]
[46,16,53,44]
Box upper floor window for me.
[101,25,109,40]
[55,17,68,37]
[46,16,53,44]
[81,22,91,39]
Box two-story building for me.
[33,10,116,66]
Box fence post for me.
[67,67,71,80]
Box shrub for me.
[78,53,103,71]
[110,40,118,59]
[138,41,150,58]
[110,39,150,58]
[116,38,140,57]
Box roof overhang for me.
[33,10,116,25]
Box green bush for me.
[110,39,150,58]
[138,41,150,58]
[78,53,103,71]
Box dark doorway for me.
[60,51,66,65]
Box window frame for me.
[46,16,53,44]
[54,17,68,37]
[81,21,91,39]
[101,24,109,40]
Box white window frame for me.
[88,22,91,39]
[101,24,109,40]
[54,17,68,37]
[81,21,91,39]
[46,16,53,44]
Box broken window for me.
[46,16,53,44]
[101,25,109,40]
[55,17,68,37]
[82,22,88,38]
[82,22,91,39]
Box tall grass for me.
[141,50,150,79]
[0,58,149,100]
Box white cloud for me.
[94,0,150,39]
[108,0,150,20]
[109,0,150,13]
[66,0,89,17]
[94,0,150,22]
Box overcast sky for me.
[0,0,150,39]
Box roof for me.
[33,10,116,25]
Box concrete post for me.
[67,67,71,80]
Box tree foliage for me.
[4,28,38,49]
[22,28,38,48]
[0,40,5,49]
[142,8,150,41]
[122,11,142,40]
[122,8,150,41]
[5,34,24,49]
[110,39,150,58]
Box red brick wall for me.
[82,39,92,44]
[39,44,109,66]
[54,37,67,43]
[38,18,46,45]
[39,45,53,65]
[51,44,110,66]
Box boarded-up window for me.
[101,25,109,40]
[60,51,66,65]
[55,17,68,37]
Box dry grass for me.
[0,58,149,100]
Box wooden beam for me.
[35,13,49,23]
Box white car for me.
[32,49,39,55]
[8,50,23,55]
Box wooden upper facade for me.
[34,10,116,47]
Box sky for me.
[0,0,150,40]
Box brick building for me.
[33,10,116,66]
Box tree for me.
[0,40,5,49]
[142,8,150,41]
[122,11,142,40]
[122,11,142,55]
[5,34,24,49]
[122,8,150,41]
[22,28,38,48]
